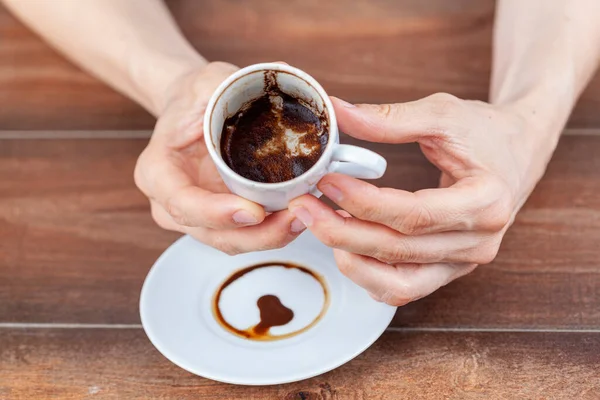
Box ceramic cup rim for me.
[203,62,338,190]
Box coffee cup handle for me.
[329,144,387,179]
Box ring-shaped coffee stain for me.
[212,262,329,341]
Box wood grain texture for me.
[2,0,600,130]
[0,5,154,130]
[0,139,179,323]
[1,135,600,329]
[1,329,599,399]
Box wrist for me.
[497,78,576,157]
[494,87,573,205]
[508,88,573,134]
[490,33,582,146]
[128,48,207,116]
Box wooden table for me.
[2,1,600,399]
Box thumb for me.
[331,94,461,144]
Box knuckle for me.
[133,160,144,191]
[379,241,417,264]
[320,229,341,248]
[353,189,385,222]
[256,232,290,252]
[150,204,174,231]
[397,203,434,235]
[222,248,242,256]
[374,247,396,264]
[427,92,463,117]
[368,291,383,302]
[165,197,186,225]
[478,189,513,232]
[358,204,385,224]
[206,61,238,75]
[210,234,242,256]
[133,150,153,195]
[373,103,395,120]
[471,238,502,264]
[336,256,355,278]
[380,285,416,307]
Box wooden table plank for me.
[2,0,600,130]
[0,139,179,324]
[1,328,599,399]
[1,135,600,329]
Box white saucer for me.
[140,232,396,385]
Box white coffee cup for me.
[203,63,387,212]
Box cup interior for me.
[209,69,330,159]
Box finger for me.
[186,210,305,255]
[289,195,498,264]
[137,150,265,229]
[368,291,383,302]
[336,209,352,218]
[149,199,183,232]
[331,93,465,144]
[439,172,455,188]
[318,173,512,235]
[334,250,476,306]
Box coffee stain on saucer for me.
[212,262,329,341]
[252,294,294,336]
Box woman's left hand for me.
[289,94,558,306]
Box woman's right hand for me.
[134,62,306,254]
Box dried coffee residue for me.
[220,71,329,183]
[212,262,329,341]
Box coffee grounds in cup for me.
[220,71,329,183]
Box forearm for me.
[2,0,206,115]
[491,0,600,141]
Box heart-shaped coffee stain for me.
[251,295,294,336]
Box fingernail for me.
[334,97,355,108]
[290,206,313,227]
[232,210,258,225]
[290,218,306,233]
[320,183,344,202]
[336,209,352,218]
